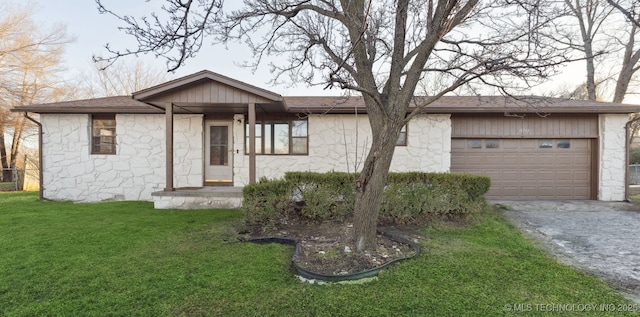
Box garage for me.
[450,114,598,200]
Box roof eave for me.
[12,107,164,114]
[284,106,639,115]
[132,70,284,102]
[9,96,162,114]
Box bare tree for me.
[554,0,615,101]
[608,0,640,102]
[79,60,171,98]
[96,0,573,251]
[0,3,69,182]
[559,0,640,103]
[607,0,640,28]
[611,25,640,103]
[552,79,612,100]
[94,0,224,71]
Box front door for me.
[204,121,233,185]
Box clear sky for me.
[27,0,636,103]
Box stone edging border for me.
[249,229,421,282]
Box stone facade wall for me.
[232,114,452,185]
[392,114,451,173]
[42,111,629,203]
[598,114,629,201]
[173,114,204,187]
[41,113,203,202]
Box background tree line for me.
[0,2,168,183]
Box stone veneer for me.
[232,114,451,186]
[598,114,629,201]
[41,113,203,202]
[40,111,629,204]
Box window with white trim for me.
[396,125,407,146]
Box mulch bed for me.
[245,222,424,276]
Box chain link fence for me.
[1,168,22,191]
[0,168,35,191]
[1,154,40,191]
[630,164,640,185]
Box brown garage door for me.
[451,138,593,200]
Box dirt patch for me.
[245,222,423,276]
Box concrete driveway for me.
[497,200,640,303]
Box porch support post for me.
[248,103,256,184]
[164,103,175,191]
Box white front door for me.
[204,121,233,185]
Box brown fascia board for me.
[283,96,640,114]
[132,69,284,102]
[11,96,163,114]
[13,94,640,115]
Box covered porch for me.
[138,70,287,209]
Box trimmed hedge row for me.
[242,171,490,228]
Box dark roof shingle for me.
[13,96,163,114]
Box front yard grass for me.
[0,192,636,316]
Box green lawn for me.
[0,192,636,316]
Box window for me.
[539,140,553,149]
[209,126,228,166]
[485,140,500,149]
[91,114,116,154]
[396,125,407,146]
[245,119,308,155]
[244,123,264,154]
[467,140,482,149]
[291,120,308,154]
[557,140,571,149]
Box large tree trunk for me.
[584,43,598,101]
[0,120,10,182]
[10,115,26,171]
[353,121,402,252]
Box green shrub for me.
[242,178,293,228]
[242,172,491,228]
[457,173,492,199]
[380,173,490,223]
[285,172,355,222]
[386,172,491,199]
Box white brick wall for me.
[392,114,451,173]
[41,113,203,202]
[40,111,629,202]
[232,114,452,185]
[598,114,629,201]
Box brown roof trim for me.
[13,94,640,115]
[132,69,284,102]
[11,96,162,114]
[283,96,640,114]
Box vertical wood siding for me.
[451,114,598,138]
[144,80,273,104]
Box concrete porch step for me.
[151,187,243,209]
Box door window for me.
[209,126,228,166]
